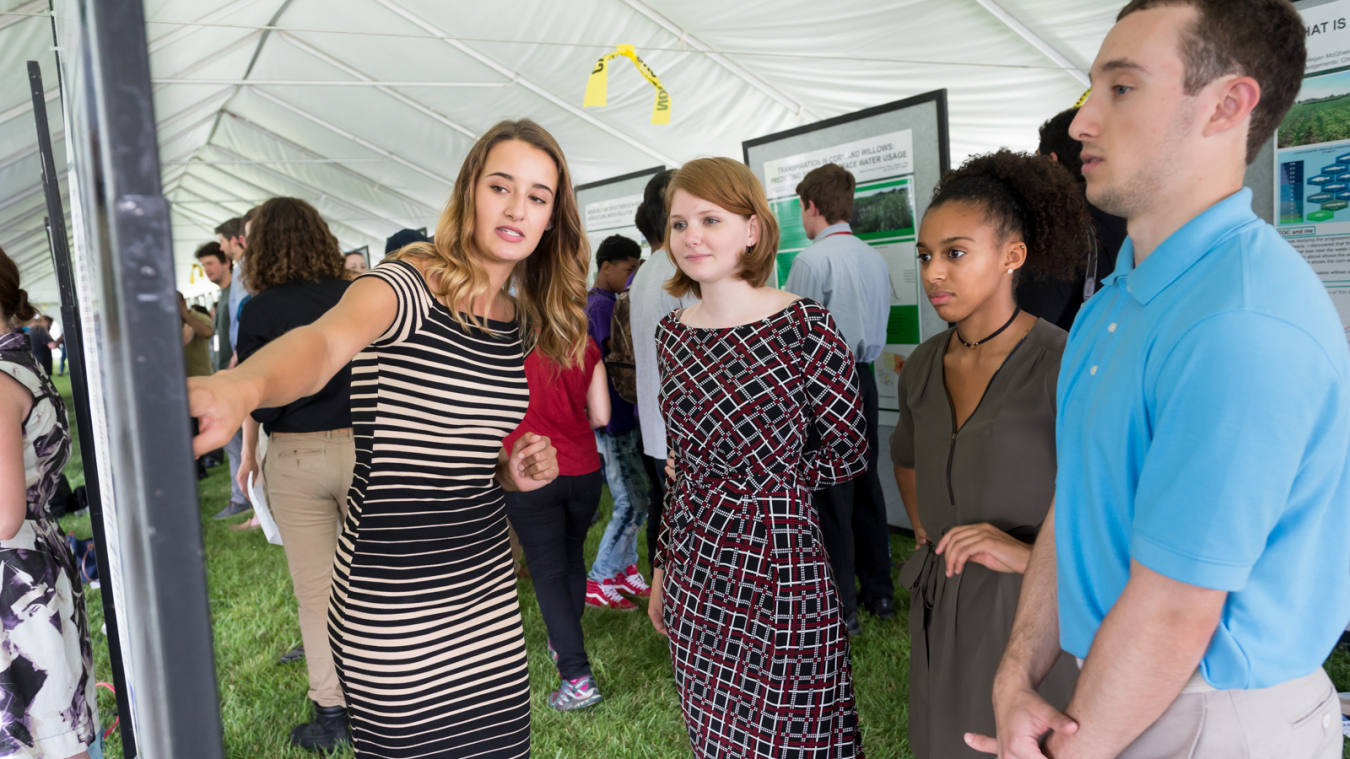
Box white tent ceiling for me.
[0,0,1122,307]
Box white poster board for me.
[1275,0,1350,347]
[576,167,665,287]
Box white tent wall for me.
[1,0,1130,302]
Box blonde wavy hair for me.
[395,120,589,367]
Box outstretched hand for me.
[188,375,251,457]
[499,433,558,492]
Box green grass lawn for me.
[46,373,1350,758]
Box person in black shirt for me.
[1022,106,1130,330]
[233,197,354,753]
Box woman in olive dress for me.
[891,150,1087,758]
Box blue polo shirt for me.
[1056,189,1350,691]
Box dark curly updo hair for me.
[0,244,37,326]
[929,149,1090,282]
[242,197,346,293]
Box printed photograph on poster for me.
[851,178,915,240]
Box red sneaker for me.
[585,578,637,611]
[614,565,651,598]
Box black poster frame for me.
[27,59,138,759]
[575,164,666,194]
[742,89,950,177]
[52,0,226,753]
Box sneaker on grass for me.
[585,578,636,611]
[614,564,651,598]
[548,676,603,712]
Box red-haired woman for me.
[648,157,868,757]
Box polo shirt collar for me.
[1109,188,1257,305]
[814,222,852,241]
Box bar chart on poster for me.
[1278,0,1350,346]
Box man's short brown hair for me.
[1117,0,1305,164]
[663,157,780,300]
[795,163,856,224]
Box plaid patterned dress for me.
[656,300,867,758]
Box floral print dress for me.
[0,331,96,758]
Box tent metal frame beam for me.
[220,110,441,215]
[971,0,1090,87]
[0,0,44,32]
[146,0,266,53]
[154,78,512,88]
[0,87,58,129]
[193,145,409,239]
[152,30,264,93]
[171,179,376,250]
[617,0,819,122]
[247,86,456,186]
[276,31,478,139]
[373,0,679,167]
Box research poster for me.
[583,193,647,286]
[762,129,921,410]
[1276,0,1350,346]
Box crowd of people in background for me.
[0,1,1346,758]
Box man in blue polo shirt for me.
[972,2,1350,758]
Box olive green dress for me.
[890,319,1079,759]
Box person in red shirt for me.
[503,336,611,711]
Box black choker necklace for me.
[957,307,1021,349]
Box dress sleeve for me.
[360,259,430,347]
[798,302,867,490]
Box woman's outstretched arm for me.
[189,275,396,455]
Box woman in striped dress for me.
[189,120,590,758]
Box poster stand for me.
[27,59,137,759]
[742,90,951,531]
[48,0,226,754]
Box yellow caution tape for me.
[190,263,205,284]
[1074,88,1091,108]
[584,44,671,125]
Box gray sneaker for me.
[548,676,603,712]
[212,500,251,520]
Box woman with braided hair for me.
[889,149,1086,758]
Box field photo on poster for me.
[851,181,915,240]
[1279,68,1350,149]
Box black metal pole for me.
[81,0,226,752]
[28,60,138,759]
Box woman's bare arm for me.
[189,275,396,455]
[587,362,611,429]
[0,373,33,541]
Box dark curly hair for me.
[929,150,1090,283]
[0,244,36,326]
[242,197,346,293]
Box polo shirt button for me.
[1323,713,1332,730]
[1090,366,1098,375]
[1108,323,1117,332]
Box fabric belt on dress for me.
[270,427,353,439]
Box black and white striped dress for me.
[328,259,531,758]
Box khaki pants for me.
[1119,667,1341,758]
[263,429,355,708]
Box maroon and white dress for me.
[656,299,867,759]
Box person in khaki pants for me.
[969,2,1349,759]
[233,197,357,753]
